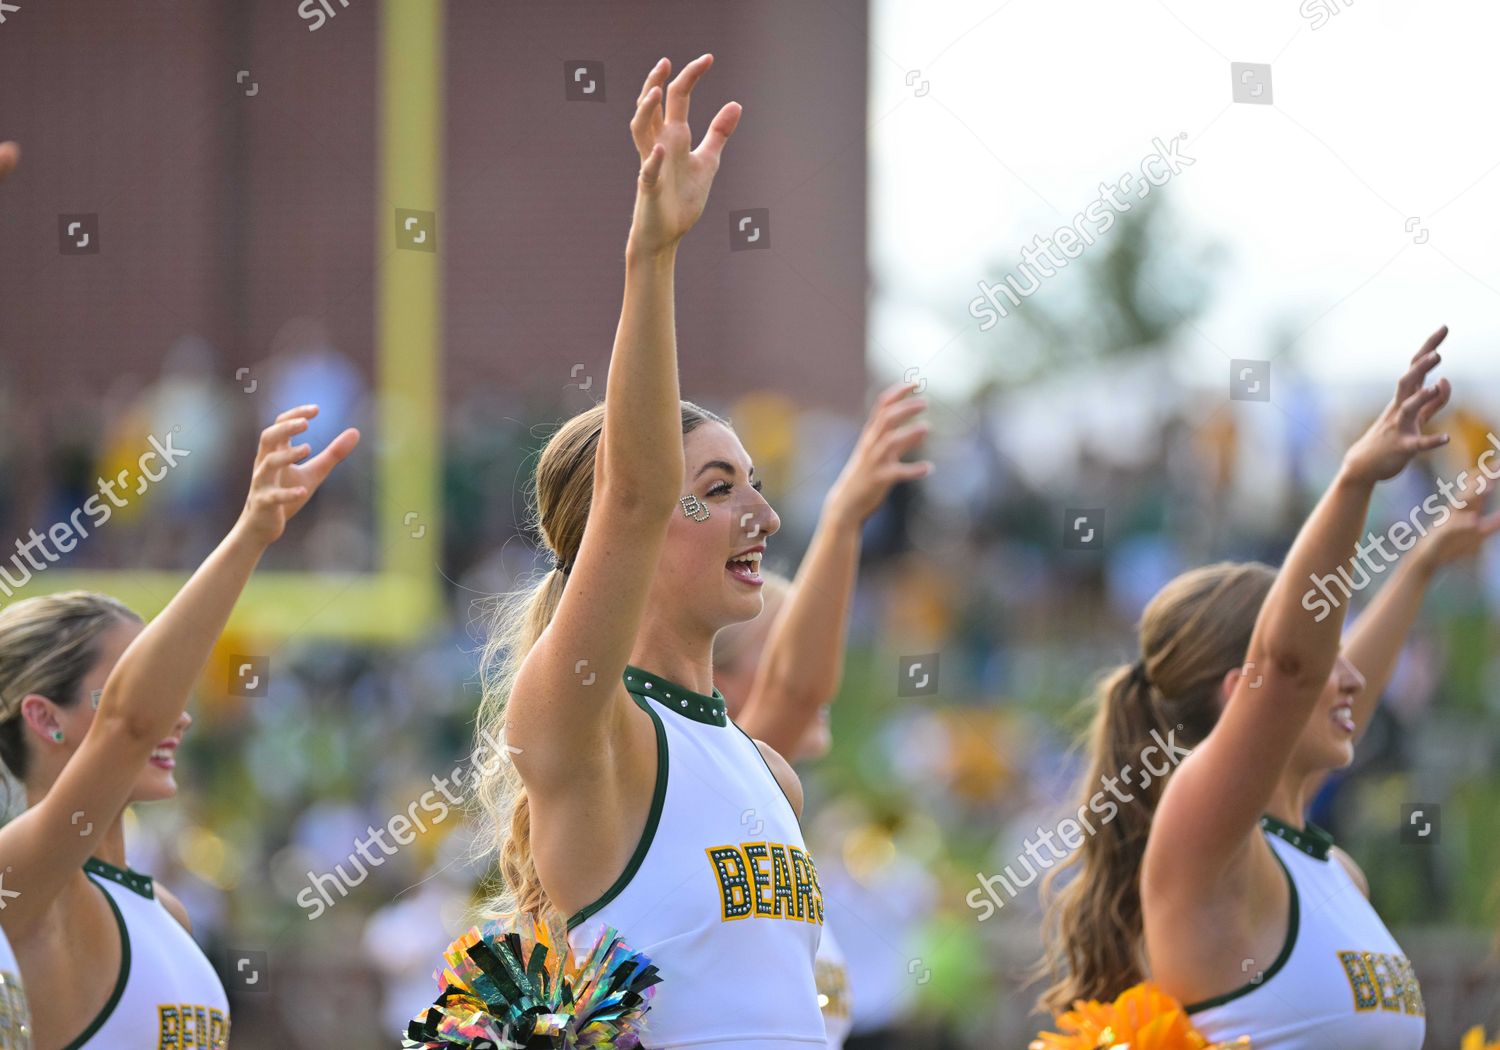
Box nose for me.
[752,490,780,540]
[1334,654,1365,696]
[175,709,193,734]
[733,488,779,544]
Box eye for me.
[707,478,764,498]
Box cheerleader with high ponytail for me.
[1037,330,1475,1049]
[447,54,828,1049]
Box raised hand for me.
[236,405,360,547]
[628,55,742,254]
[826,379,934,525]
[1343,326,1452,485]
[1416,468,1500,569]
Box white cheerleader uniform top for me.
[0,925,30,1048]
[63,858,229,1050]
[566,666,826,1049]
[1188,816,1425,1049]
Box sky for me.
[869,0,1500,411]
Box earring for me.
[680,495,710,522]
[50,729,65,744]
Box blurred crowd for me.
[2,338,1498,1046]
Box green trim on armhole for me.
[61,874,132,1050]
[567,694,669,931]
[1184,843,1300,1014]
[732,722,800,828]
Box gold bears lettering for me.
[158,1004,230,1049]
[1337,951,1424,1016]
[706,843,824,923]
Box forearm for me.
[598,240,684,506]
[737,505,861,753]
[97,524,266,743]
[1251,465,1375,691]
[1192,466,1378,845]
[1343,550,1437,734]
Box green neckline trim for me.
[83,857,155,899]
[567,693,669,931]
[623,664,727,727]
[1185,840,1300,1014]
[62,873,132,1050]
[1259,813,1334,861]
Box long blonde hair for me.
[1034,561,1276,1014]
[0,591,141,781]
[472,400,729,923]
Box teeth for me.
[730,551,762,568]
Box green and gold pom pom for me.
[403,915,659,1049]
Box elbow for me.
[1252,638,1329,696]
[95,704,174,751]
[597,476,680,518]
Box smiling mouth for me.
[726,549,763,585]
[1332,704,1355,734]
[149,742,178,769]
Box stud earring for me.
[680,495,710,522]
[50,729,65,744]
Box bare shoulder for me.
[155,881,193,932]
[1330,844,1369,898]
[753,738,803,820]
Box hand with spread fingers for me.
[1342,326,1453,485]
[826,379,935,527]
[236,405,360,547]
[1414,463,1500,571]
[628,54,742,255]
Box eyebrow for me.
[694,459,757,480]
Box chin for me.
[723,586,764,620]
[1314,741,1356,773]
[799,736,831,762]
[133,775,179,802]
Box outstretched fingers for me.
[639,142,666,187]
[1394,350,1441,406]
[665,53,713,126]
[1414,376,1451,429]
[636,56,669,108]
[257,414,312,458]
[296,427,361,491]
[1397,379,1446,427]
[693,101,742,167]
[631,78,665,160]
[257,442,311,478]
[1410,324,1449,364]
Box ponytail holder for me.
[1128,659,1152,689]
[551,552,572,576]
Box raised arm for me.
[735,380,931,754]
[1342,475,1500,740]
[0,406,357,934]
[508,56,741,768]
[1151,328,1452,881]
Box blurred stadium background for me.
[1,1,1497,1046]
